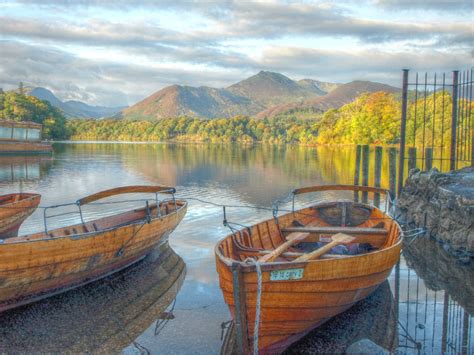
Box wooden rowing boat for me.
[0,241,185,352]
[0,185,187,312]
[0,193,41,239]
[215,185,402,354]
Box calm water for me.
[0,142,472,354]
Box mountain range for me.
[26,87,125,119]
[122,71,399,120]
[22,71,399,120]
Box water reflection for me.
[0,156,52,182]
[397,238,473,354]
[0,143,472,354]
[287,238,473,353]
[0,242,185,353]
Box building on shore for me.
[0,120,53,154]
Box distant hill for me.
[27,87,125,119]
[122,71,338,120]
[122,85,258,120]
[255,81,400,118]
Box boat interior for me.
[0,193,36,205]
[218,199,401,263]
[4,199,186,244]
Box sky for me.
[0,0,472,107]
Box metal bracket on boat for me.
[222,206,252,238]
[145,200,151,223]
[172,193,178,214]
[43,206,49,235]
[77,202,86,226]
[155,192,161,217]
[271,191,296,226]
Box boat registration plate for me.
[270,268,304,281]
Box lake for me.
[0,142,472,354]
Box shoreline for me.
[55,139,400,148]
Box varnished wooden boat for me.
[215,185,403,354]
[0,193,41,239]
[0,185,187,312]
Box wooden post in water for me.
[425,147,433,171]
[361,145,370,203]
[389,147,397,200]
[231,262,249,354]
[374,146,383,208]
[408,147,417,172]
[353,145,362,202]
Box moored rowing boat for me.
[0,185,187,312]
[215,185,402,354]
[0,193,41,239]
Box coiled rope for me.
[243,257,263,355]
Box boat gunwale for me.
[215,204,403,271]
[0,199,187,246]
[0,193,41,207]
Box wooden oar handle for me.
[77,185,176,206]
[258,232,309,263]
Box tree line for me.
[68,91,468,146]
[1,88,469,146]
[0,91,69,139]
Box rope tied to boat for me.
[243,257,263,355]
[401,227,427,246]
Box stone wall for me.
[397,167,474,256]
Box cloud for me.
[0,41,250,106]
[1,2,471,46]
[374,0,473,12]
[259,46,471,83]
[0,1,472,106]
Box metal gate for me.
[398,69,473,194]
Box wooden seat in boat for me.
[282,226,388,236]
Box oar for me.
[293,233,355,262]
[258,232,310,263]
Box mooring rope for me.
[243,257,263,355]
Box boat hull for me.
[0,141,53,155]
[0,193,41,239]
[0,200,187,312]
[215,200,402,353]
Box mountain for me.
[63,100,125,119]
[29,87,65,108]
[123,71,338,120]
[122,85,258,120]
[297,79,340,95]
[27,87,125,119]
[226,71,328,107]
[255,80,400,119]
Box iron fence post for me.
[398,69,409,196]
[450,70,459,171]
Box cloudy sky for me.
[0,0,472,106]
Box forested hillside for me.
[68,90,467,146]
[0,91,69,139]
